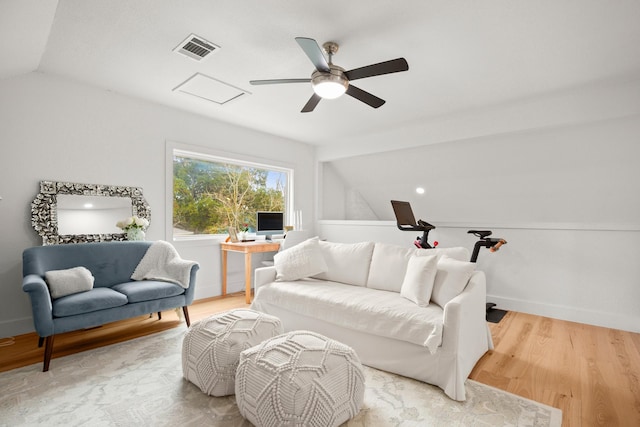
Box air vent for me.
[174,34,219,61]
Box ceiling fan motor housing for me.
[311,65,349,99]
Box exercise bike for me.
[391,200,507,259]
[391,200,508,314]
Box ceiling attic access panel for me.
[173,73,248,105]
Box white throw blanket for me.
[131,241,198,288]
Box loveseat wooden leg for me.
[38,336,44,348]
[43,335,54,372]
[182,306,191,327]
[157,311,162,320]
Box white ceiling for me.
[3,0,640,147]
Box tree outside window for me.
[173,154,289,237]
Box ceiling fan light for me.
[311,70,348,99]
[313,80,347,99]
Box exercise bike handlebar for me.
[490,239,507,252]
[396,221,435,233]
[470,235,508,262]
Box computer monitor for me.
[256,211,284,241]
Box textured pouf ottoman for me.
[182,308,283,396]
[235,330,365,427]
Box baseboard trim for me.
[487,294,640,333]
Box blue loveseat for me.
[22,241,199,371]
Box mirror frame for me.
[31,180,151,245]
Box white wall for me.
[317,77,640,161]
[0,72,316,338]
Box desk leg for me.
[244,252,252,304]
[221,249,228,296]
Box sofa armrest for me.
[22,274,55,337]
[182,264,200,305]
[434,271,491,400]
[442,271,492,355]
[255,266,277,293]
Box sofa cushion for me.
[111,280,185,303]
[312,241,375,287]
[52,287,128,317]
[45,266,94,299]
[400,255,438,307]
[366,243,423,292]
[274,237,328,282]
[431,256,476,308]
[23,241,154,288]
[253,279,444,353]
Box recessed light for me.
[84,203,93,209]
[416,187,425,195]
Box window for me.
[172,149,291,238]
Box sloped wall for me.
[323,116,640,227]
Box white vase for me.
[238,231,246,242]
[126,228,145,241]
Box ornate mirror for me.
[31,181,151,245]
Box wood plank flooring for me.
[471,310,640,427]
[1,294,639,427]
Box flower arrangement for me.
[239,223,249,233]
[117,216,149,241]
[116,216,149,231]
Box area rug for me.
[0,328,561,426]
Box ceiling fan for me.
[250,37,409,113]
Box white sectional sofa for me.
[251,238,494,401]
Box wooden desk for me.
[220,241,280,304]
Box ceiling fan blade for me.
[250,78,310,85]
[301,93,322,113]
[295,37,330,72]
[346,85,386,108]
[344,58,409,81]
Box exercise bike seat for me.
[468,230,492,239]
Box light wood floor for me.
[1,293,639,427]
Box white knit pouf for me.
[235,330,365,427]
[182,308,283,396]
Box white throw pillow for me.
[45,266,95,299]
[431,256,476,308]
[400,255,438,307]
[312,241,375,287]
[274,237,328,282]
[367,243,420,292]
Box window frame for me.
[166,141,294,242]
